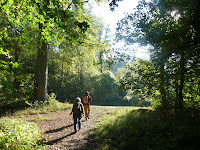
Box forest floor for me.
[19,105,118,150]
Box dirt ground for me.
[20,105,117,150]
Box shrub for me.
[0,118,43,149]
[15,93,72,116]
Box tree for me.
[47,4,110,102]
[0,4,38,103]
[116,0,200,110]
[1,0,92,102]
[96,23,112,73]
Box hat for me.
[75,97,81,103]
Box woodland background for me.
[0,0,199,114]
[0,0,200,149]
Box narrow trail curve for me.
[21,105,118,150]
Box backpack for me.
[82,96,89,103]
[73,102,82,114]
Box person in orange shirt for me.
[81,91,92,120]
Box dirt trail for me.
[21,105,118,150]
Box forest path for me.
[21,105,118,150]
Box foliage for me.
[43,1,113,103]
[116,0,200,111]
[12,93,72,117]
[89,71,130,106]
[0,118,44,149]
[48,67,132,106]
[0,0,113,104]
[0,0,136,109]
[88,107,200,150]
[0,8,36,103]
[117,61,153,107]
[0,0,98,102]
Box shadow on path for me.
[45,132,76,145]
[45,124,73,134]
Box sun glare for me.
[87,0,150,60]
[170,10,181,21]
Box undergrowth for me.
[88,108,200,150]
[0,118,44,150]
[0,93,71,149]
[13,93,72,117]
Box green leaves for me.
[10,62,19,69]
[0,118,42,149]
[116,0,200,110]
[76,20,90,33]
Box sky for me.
[86,0,150,60]
[91,0,138,34]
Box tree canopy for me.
[116,0,200,111]
[1,0,199,113]
[0,0,136,108]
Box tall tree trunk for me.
[13,45,20,98]
[177,52,185,110]
[174,77,179,110]
[99,51,103,73]
[159,60,167,109]
[35,41,49,101]
[192,0,200,45]
[34,1,49,102]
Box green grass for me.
[30,115,52,122]
[0,118,45,150]
[13,103,71,117]
[88,108,200,150]
[0,95,71,149]
[12,95,72,117]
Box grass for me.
[13,103,72,117]
[0,118,45,150]
[88,107,200,150]
[1,96,199,150]
[11,94,72,117]
[30,115,53,122]
[0,94,72,150]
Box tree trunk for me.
[35,41,49,101]
[13,45,20,98]
[177,52,185,110]
[159,60,167,109]
[99,51,103,73]
[34,1,49,102]
[174,77,179,110]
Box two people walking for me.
[70,91,92,133]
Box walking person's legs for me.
[83,105,90,119]
[85,105,90,119]
[87,105,90,119]
[78,115,82,130]
[85,105,89,119]
[73,114,78,132]
[84,105,87,120]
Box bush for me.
[0,118,43,149]
[18,93,72,116]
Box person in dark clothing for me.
[70,97,84,132]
